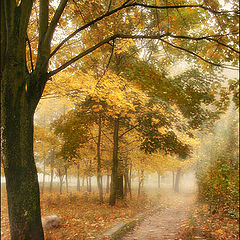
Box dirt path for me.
[121,191,195,240]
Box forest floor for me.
[1,184,163,240]
[1,184,239,240]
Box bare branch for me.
[102,130,113,143]
[118,33,240,53]
[160,39,238,70]
[48,32,239,78]
[107,0,112,12]
[136,3,239,14]
[49,2,134,58]
[49,3,209,58]
[48,35,118,77]
[104,39,115,75]
[119,125,139,139]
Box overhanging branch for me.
[119,124,139,139]
[48,35,119,77]
[48,33,239,78]
[160,39,239,70]
[50,2,227,59]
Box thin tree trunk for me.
[77,163,80,192]
[138,171,141,198]
[172,171,175,190]
[128,162,132,199]
[60,177,63,195]
[141,170,144,188]
[138,170,144,198]
[50,168,54,193]
[97,116,103,202]
[117,174,124,199]
[41,158,46,194]
[50,150,54,193]
[88,177,92,192]
[174,168,181,193]
[109,117,120,206]
[127,176,132,199]
[58,169,63,194]
[124,170,128,197]
[158,172,161,188]
[82,177,85,187]
[106,174,110,193]
[65,165,68,193]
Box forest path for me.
[121,190,195,240]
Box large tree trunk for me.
[97,116,103,202]
[2,80,44,239]
[1,0,67,238]
[109,117,120,206]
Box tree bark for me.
[174,168,181,193]
[117,174,124,199]
[1,76,44,239]
[1,29,45,239]
[109,117,120,206]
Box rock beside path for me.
[42,215,60,230]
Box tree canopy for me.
[1,0,239,239]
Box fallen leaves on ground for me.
[1,188,162,240]
[176,202,239,240]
